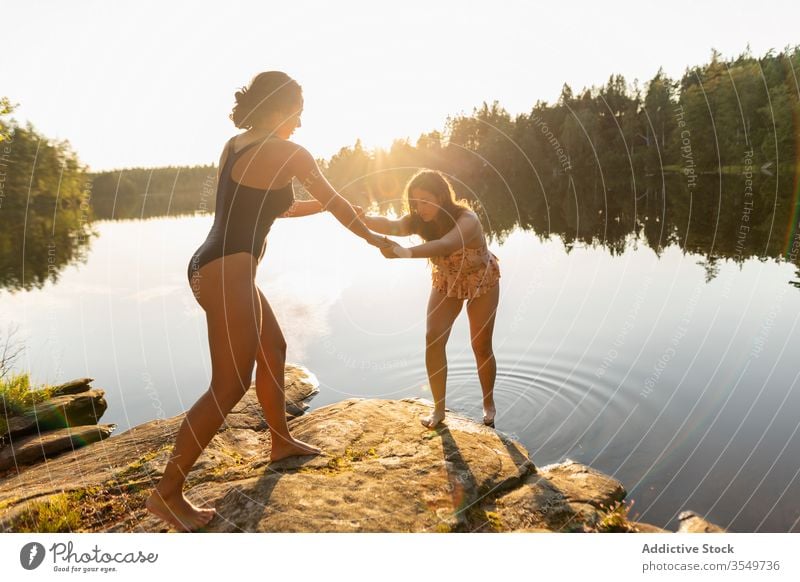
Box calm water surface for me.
[2,211,799,532]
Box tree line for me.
[0,100,93,291]
[1,45,798,291]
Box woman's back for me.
[187,135,297,279]
[225,134,297,189]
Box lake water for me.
[2,209,799,532]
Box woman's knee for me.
[256,344,286,369]
[208,342,256,396]
[205,380,249,416]
[255,288,287,365]
[256,308,287,362]
[426,327,451,348]
[471,336,494,359]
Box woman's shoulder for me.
[278,138,305,152]
[239,138,310,174]
[230,134,302,155]
[455,209,486,244]
[275,140,315,167]
[456,208,482,227]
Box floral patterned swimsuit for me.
[430,239,501,300]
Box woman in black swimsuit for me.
[146,71,390,531]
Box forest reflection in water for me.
[3,167,798,292]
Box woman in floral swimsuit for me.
[358,169,500,428]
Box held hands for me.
[380,243,412,259]
[365,232,393,249]
[355,206,390,250]
[365,233,411,258]
[360,220,411,258]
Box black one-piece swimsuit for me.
[187,138,294,283]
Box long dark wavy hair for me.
[405,170,472,241]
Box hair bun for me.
[229,72,302,130]
[234,87,249,104]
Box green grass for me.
[5,480,158,532]
[0,372,57,415]
[9,493,83,533]
[5,485,146,533]
[463,505,505,532]
[594,499,637,532]
[107,446,170,484]
[210,446,247,477]
[0,497,21,512]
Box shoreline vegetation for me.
[0,327,113,474]
[2,46,800,291]
[0,364,727,533]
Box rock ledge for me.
[0,365,723,533]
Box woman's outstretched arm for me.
[278,199,324,218]
[386,212,481,258]
[288,145,391,248]
[356,211,413,236]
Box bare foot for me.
[145,490,216,532]
[269,436,322,462]
[483,405,496,427]
[421,410,446,429]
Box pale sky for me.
[2,0,798,171]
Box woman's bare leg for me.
[422,287,464,428]
[147,254,260,531]
[466,283,499,425]
[253,287,321,461]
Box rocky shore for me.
[0,364,723,533]
[1,377,112,473]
